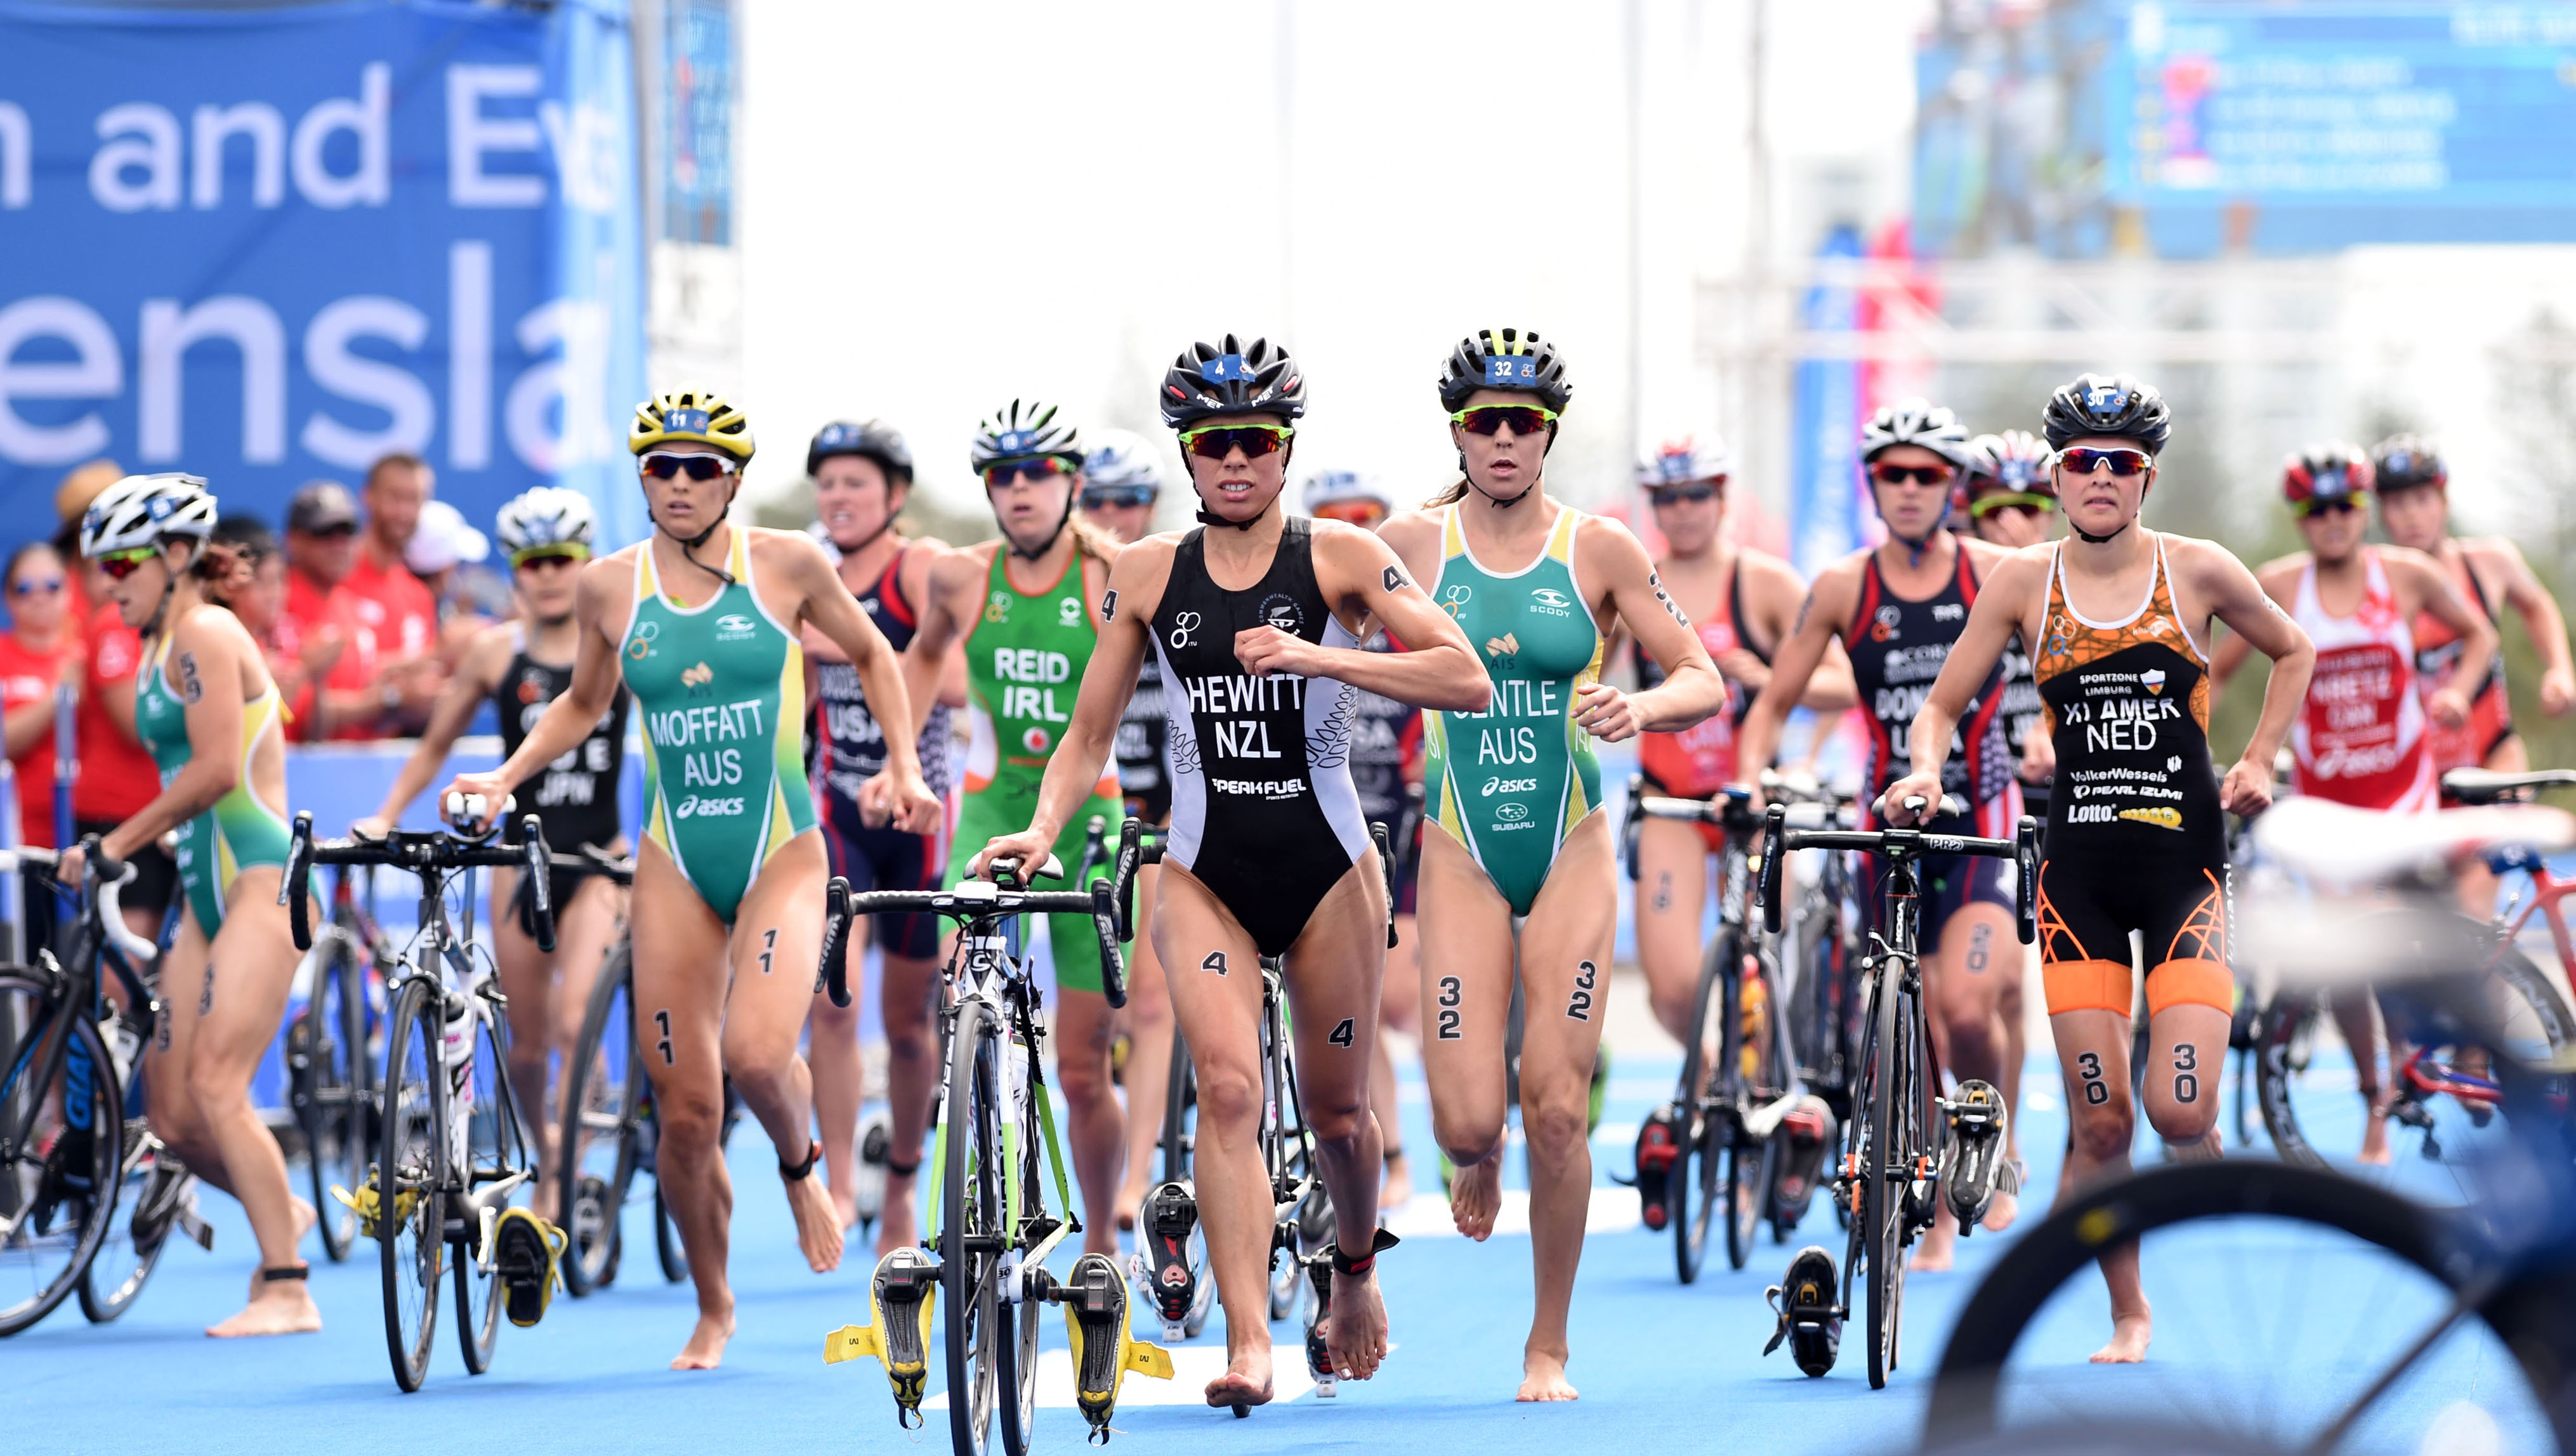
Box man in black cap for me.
[279,481,393,738]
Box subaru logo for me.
[1497,802,1532,822]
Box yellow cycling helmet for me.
[630,385,756,464]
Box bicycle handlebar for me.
[0,842,157,966]
[1758,803,2040,945]
[282,810,556,954]
[821,849,1125,1011]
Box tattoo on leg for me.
[1566,960,1598,1021]
[1650,871,1672,914]
[2076,1049,2108,1106]
[1965,922,1992,973]
[756,927,777,976]
[199,963,214,1016]
[1328,1018,1355,1048]
[1436,975,1462,1040]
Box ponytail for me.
[1424,478,1471,509]
[190,537,255,610]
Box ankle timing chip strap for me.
[781,1139,822,1182]
[1329,1228,1401,1278]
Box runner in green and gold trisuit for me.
[449,386,941,1372]
[1380,329,1726,1401]
[897,398,1128,1258]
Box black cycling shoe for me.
[1771,1096,1837,1230]
[1764,1245,1843,1377]
[1141,1180,1200,1340]
[1940,1079,2013,1233]
[1631,1104,1683,1232]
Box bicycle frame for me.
[923,901,1079,1284]
[0,859,159,1214]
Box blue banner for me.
[1788,226,1865,576]
[0,0,646,552]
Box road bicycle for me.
[823,824,1165,1452]
[1765,773,1867,1238]
[285,860,394,1264]
[1623,781,1797,1282]
[285,797,562,1393]
[1925,798,2576,1455]
[0,843,207,1335]
[1756,796,2035,1389]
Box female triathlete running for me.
[1380,329,1726,1402]
[881,402,1128,1257]
[1883,372,2315,1365]
[1072,428,1183,1232]
[2212,444,2493,1162]
[797,419,961,1250]
[359,488,630,1218]
[1304,466,1428,1210]
[1736,398,2024,1270]
[445,388,941,1370]
[1623,434,1853,1225]
[973,335,1489,1408]
[69,473,317,1336]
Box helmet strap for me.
[651,482,740,587]
[2072,521,2129,546]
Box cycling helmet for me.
[970,400,1082,475]
[2042,373,2171,453]
[1083,430,1166,496]
[630,384,756,464]
[80,472,218,558]
[2282,443,2374,511]
[1438,327,1573,414]
[2372,434,2447,492]
[495,487,600,559]
[806,419,913,484]
[1962,430,2056,515]
[1859,398,1972,467]
[1159,335,1306,430]
[1303,469,1391,515]
[1638,435,1732,488]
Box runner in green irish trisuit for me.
[880,401,1128,1256]
[447,387,941,1371]
[1379,329,1726,1401]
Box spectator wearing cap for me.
[404,498,499,658]
[212,515,326,730]
[279,481,381,739]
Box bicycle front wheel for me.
[77,1109,169,1323]
[453,1003,509,1375]
[1856,962,1913,1389]
[1724,946,1784,1272]
[0,975,121,1337]
[379,978,447,1392]
[997,1030,1044,1456]
[1672,933,1728,1284]
[943,998,1002,1456]
[559,943,638,1297]
[298,937,369,1263]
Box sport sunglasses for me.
[512,545,593,570]
[985,456,1082,489]
[2056,446,2153,477]
[93,548,159,580]
[1310,500,1388,525]
[1449,405,1558,436]
[1080,485,1157,509]
[1649,482,1720,507]
[1177,424,1295,460]
[1870,462,1955,487]
[2296,496,2367,518]
[1969,492,2056,518]
[640,452,740,482]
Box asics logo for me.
[673,794,745,818]
[1482,776,1537,796]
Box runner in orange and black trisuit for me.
[1883,372,2314,1367]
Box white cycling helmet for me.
[79,472,218,558]
[1636,435,1732,488]
[1082,430,1166,495]
[495,487,599,560]
[1860,398,1972,467]
[1302,469,1391,515]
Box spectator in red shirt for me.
[280,481,403,739]
[0,542,79,954]
[212,516,329,731]
[341,454,447,735]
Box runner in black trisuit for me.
[1883,373,2314,1365]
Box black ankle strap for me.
[887,1155,921,1179]
[780,1139,822,1182]
[262,1264,310,1282]
[1329,1228,1401,1278]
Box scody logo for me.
[716,613,757,641]
[1529,587,1572,615]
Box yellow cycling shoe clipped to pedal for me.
[331,1177,417,1242]
[1060,1250,1172,1442]
[493,1208,566,1327]
[825,1247,940,1429]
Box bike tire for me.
[1725,948,1784,1271]
[1861,962,1909,1389]
[654,1178,687,1284]
[0,977,122,1338]
[379,978,447,1393]
[943,998,1001,1456]
[454,1004,508,1375]
[559,943,638,1297]
[997,1030,1043,1456]
[298,938,368,1263]
[76,1110,167,1323]
[1672,933,1726,1284]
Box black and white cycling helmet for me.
[970,400,1082,475]
[1082,430,1166,495]
[2042,372,2171,454]
[1637,435,1732,488]
[1859,398,1972,467]
[1159,335,1306,430]
[1438,327,1573,414]
[496,487,600,560]
[807,419,914,484]
[79,472,218,558]
[1303,469,1391,515]
[2372,434,2445,492]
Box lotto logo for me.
[2067,804,2115,823]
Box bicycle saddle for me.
[2253,796,2574,889]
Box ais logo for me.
[1484,632,1520,659]
[682,662,714,697]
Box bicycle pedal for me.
[824,1246,940,1427]
[1057,1250,1172,1440]
[1762,1245,1843,1377]
[173,1189,214,1253]
[853,1113,891,1230]
[1142,1180,1200,1326]
[1301,1249,1338,1394]
[1631,1105,1682,1233]
[494,1208,566,1327]
[1942,1080,2009,1233]
[332,1174,417,1243]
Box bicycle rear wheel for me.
[943,999,1002,1456]
[453,1004,509,1375]
[1723,947,1782,1272]
[77,1099,169,1323]
[1672,934,1728,1284]
[559,944,639,1296]
[295,937,369,1262]
[0,976,121,1337]
[379,979,447,1392]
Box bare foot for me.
[1910,1205,1957,1272]
[1381,1153,1414,1214]
[1449,1153,1503,1242]
[1517,1346,1578,1402]
[1204,1344,1275,1408]
[207,1282,321,1338]
[874,1174,919,1261]
[671,1310,735,1370]
[2358,1098,2393,1166]
[1981,1169,2020,1233]
[1112,1179,1146,1235]
[784,1165,845,1273]
[1325,1266,1390,1381]
[2091,1304,2152,1364]
[291,1196,317,1245]
[829,1182,858,1233]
